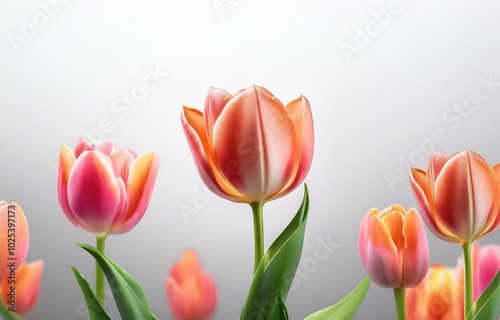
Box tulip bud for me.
[0,202,29,279]
[358,205,429,288]
[166,250,217,320]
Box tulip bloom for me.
[406,264,461,320]
[166,250,217,320]
[0,260,44,316]
[410,150,500,243]
[358,205,429,288]
[57,138,160,235]
[181,85,314,204]
[0,202,29,279]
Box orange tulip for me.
[0,202,29,279]
[181,85,314,203]
[406,264,461,320]
[410,150,500,243]
[166,250,217,320]
[0,260,44,316]
[358,205,429,288]
[57,138,160,235]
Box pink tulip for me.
[0,260,44,316]
[0,202,29,279]
[181,85,314,203]
[410,150,500,243]
[358,205,429,288]
[57,138,160,235]
[456,243,500,315]
[166,250,217,320]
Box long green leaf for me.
[0,296,21,320]
[467,269,500,320]
[71,266,111,320]
[305,276,371,320]
[241,185,309,319]
[77,243,158,320]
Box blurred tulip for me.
[410,150,500,243]
[181,85,313,204]
[406,264,461,320]
[166,250,217,320]
[358,205,429,288]
[0,202,29,279]
[57,138,160,235]
[0,260,44,316]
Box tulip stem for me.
[96,234,107,306]
[462,241,473,318]
[251,202,264,273]
[393,287,406,320]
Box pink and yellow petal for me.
[402,208,429,287]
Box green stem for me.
[393,287,406,320]
[96,234,107,306]
[251,202,264,273]
[462,241,473,318]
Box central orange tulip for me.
[410,150,500,243]
[358,205,429,288]
[181,85,314,204]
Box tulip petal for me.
[13,261,44,316]
[409,168,459,242]
[0,202,30,279]
[198,272,217,316]
[434,151,500,241]
[166,278,191,320]
[213,85,296,202]
[110,152,159,234]
[364,214,402,287]
[67,151,124,234]
[57,143,81,228]
[402,208,429,287]
[270,95,314,200]
[204,87,233,142]
[109,145,135,183]
[477,245,500,295]
[182,107,243,202]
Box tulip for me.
[359,205,429,320]
[166,250,217,320]
[0,260,44,316]
[410,149,500,314]
[182,85,314,271]
[57,138,160,235]
[409,149,500,243]
[406,264,461,320]
[181,85,313,204]
[57,138,159,304]
[0,202,29,279]
[358,205,429,288]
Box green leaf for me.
[241,185,309,319]
[70,265,112,320]
[268,291,290,320]
[304,276,371,320]
[0,297,22,320]
[467,269,500,320]
[77,243,158,320]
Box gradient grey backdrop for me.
[2,1,500,319]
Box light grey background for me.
[1,1,500,319]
